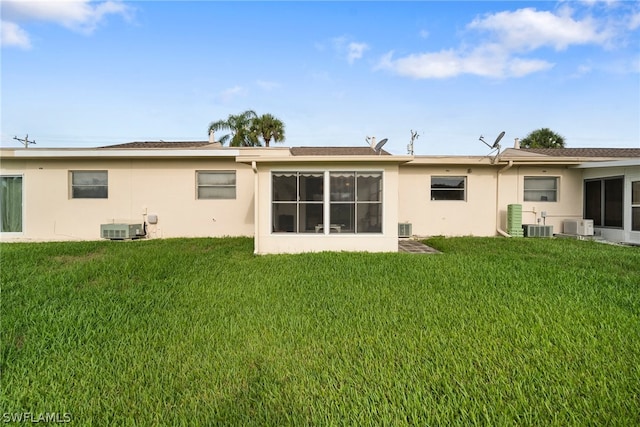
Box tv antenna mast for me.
[479,131,505,163]
[408,130,419,155]
[14,134,36,148]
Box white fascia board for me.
[237,155,414,164]
[8,149,240,158]
[573,159,640,169]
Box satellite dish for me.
[492,131,505,149]
[374,138,388,153]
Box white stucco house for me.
[1,141,638,253]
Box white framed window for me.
[197,171,236,199]
[272,172,323,233]
[524,177,558,202]
[632,181,639,231]
[1,175,23,233]
[271,171,383,234]
[431,176,466,201]
[329,172,382,233]
[71,171,108,199]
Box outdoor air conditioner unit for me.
[563,219,594,236]
[522,224,554,238]
[398,223,412,238]
[100,223,144,240]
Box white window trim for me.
[70,170,108,199]
[271,169,384,235]
[523,176,559,202]
[430,176,467,201]
[196,170,237,200]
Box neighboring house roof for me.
[290,147,390,156]
[100,141,215,149]
[507,148,640,158]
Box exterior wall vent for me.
[522,224,554,238]
[563,219,594,236]
[398,223,412,238]
[100,223,144,240]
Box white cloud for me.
[1,20,31,49]
[1,0,132,48]
[256,80,281,91]
[347,42,369,64]
[419,29,429,39]
[376,5,638,79]
[219,86,247,102]
[468,7,611,51]
[377,47,553,79]
[331,36,369,64]
[629,12,640,30]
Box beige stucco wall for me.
[398,164,584,237]
[253,162,400,254]
[1,157,254,241]
[498,165,583,233]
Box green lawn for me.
[1,237,639,425]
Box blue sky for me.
[2,1,639,155]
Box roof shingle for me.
[516,148,640,158]
[290,146,390,156]
[100,141,213,149]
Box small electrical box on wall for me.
[147,214,158,224]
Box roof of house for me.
[290,147,390,156]
[513,148,640,158]
[100,141,215,149]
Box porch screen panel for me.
[0,176,22,232]
[330,173,355,233]
[604,178,623,227]
[272,173,297,232]
[357,172,382,233]
[299,173,323,233]
[584,180,602,225]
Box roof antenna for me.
[479,131,505,163]
[408,130,419,155]
[14,134,36,148]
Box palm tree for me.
[208,110,259,147]
[521,128,566,148]
[251,113,286,147]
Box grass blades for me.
[1,237,639,425]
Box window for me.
[272,172,323,233]
[524,177,558,202]
[271,171,383,234]
[197,171,236,199]
[1,176,23,232]
[330,172,382,233]
[431,176,465,201]
[71,171,108,199]
[584,177,623,228]
[632,181,640,231]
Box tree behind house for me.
[208,110,259,147]
[521,128,566,148]
[251,113,286,147]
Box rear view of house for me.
[1,142,638,252]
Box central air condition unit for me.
[563,219,594,236]
[522,224,554,238]
[398,223,412,238]
[100,223,144,240]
